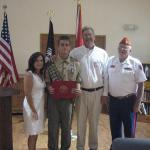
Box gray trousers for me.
[48,95,72,150]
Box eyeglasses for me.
[118,45,131,51]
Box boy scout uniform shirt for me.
[46,56,81,83]
[107,55,147,97]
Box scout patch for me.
[68,63,75,73]
[124,67,132,71]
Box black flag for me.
[45,20,55,63]
[45,20,62,80]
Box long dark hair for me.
[27,52,45,76]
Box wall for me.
[0,0,150,73]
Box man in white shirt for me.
[70,26,108,150]
[104,37,147,149]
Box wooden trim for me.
[12,75,24,113]
[40,33,106,53]
[138,115,150,123]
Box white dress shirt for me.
[107,55,147,97]
[70,45,108,89]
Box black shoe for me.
[110,144,112,150]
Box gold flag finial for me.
[74,0,83,5]
[2,5,7,12]
[47,10,55,20]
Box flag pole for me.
[70,0,83,140]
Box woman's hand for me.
[101,96,108,105]
[32,111,38,120]
[48,86,54,94]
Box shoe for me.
[110,144,112,150]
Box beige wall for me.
[0,0,150,74]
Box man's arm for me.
[133,82,144,112]
[73,61,82,96]
[101,54,109,104]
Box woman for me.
[23,52,45,150]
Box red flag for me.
[0,12,19,87]
[75,2,83,47]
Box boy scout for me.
[46,35,81,150]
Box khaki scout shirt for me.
[45,56,81,83]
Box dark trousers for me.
[48,95,72,150]
[109,95,137,141]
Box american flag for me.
[0,12,19,87]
